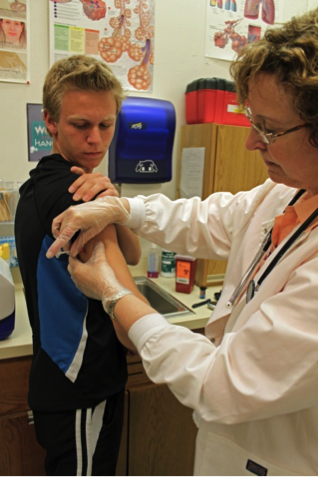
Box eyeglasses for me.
[245,107,307,145]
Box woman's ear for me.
[43,110,58,136]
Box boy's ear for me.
[43,110,58,136]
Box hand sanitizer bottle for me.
[147,244,159,278]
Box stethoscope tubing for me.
[246,206,318,304]
[255,208,318,290]
[226,190,317,308]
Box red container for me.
[221,82,250,127]
[197,89,216,123]
[185,91,198,124]
[185,77,250,127]
[175,255,197,294]
[213,78,226,124]
[185,80,200,124]
[197,78,217,123]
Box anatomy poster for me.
[0,0,29,83]
[205,0,285,61]
[48,0,155,92]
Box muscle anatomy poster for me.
[49,0,155,92]
[205,0,284,61]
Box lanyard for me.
[226,190,317,309]
[246,206,318,303]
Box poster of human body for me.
[0,0,29,82]
[205,0,285,61]
[49,0,155,92]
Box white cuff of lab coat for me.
[123,197,146,230]
[128,313,171,353]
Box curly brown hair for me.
[230,8,318,147]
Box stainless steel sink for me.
[134,276,194,318]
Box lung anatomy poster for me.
[49,0,155,92]
[205,0,284,61]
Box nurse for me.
[50,8,318,476]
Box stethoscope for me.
[226,190,318,309]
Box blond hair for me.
[43,55,125,125]
[230,8,318,147]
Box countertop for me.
[0,266,222,361]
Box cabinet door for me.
[0,411,46,476]
[0,356,32,416]
[127,383,197,476]
[177,123,218,201]
[177,123,268,286]
[213,124,268,194]
[204,124,268,281]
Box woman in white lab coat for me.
[49,8,318,476]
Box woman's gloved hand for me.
[46,197,130,258]
[68,241,126,307]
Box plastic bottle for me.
[199,286,207,299]
[0,243,10,265]
[160,249,176,277]
[147,244,159,278]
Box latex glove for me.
[68,241,126,308]
[46,196,130,258]
[69,167,119,202]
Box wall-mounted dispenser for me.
[108,97,176,184]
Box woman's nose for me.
[245,127,267,151]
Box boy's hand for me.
[69,166,119,202]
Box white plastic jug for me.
[0,257,15,340]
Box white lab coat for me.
[126,180,318,476]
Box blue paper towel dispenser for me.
[108,97,176,184]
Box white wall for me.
[0,0,315,199]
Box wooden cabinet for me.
[0,356,46,476]
[128,384,196,476]
[0,411,46,476]
[177,123,269,287]
[116,353,197,476]
[1,351,198,476]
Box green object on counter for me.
[161,249,176,277]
